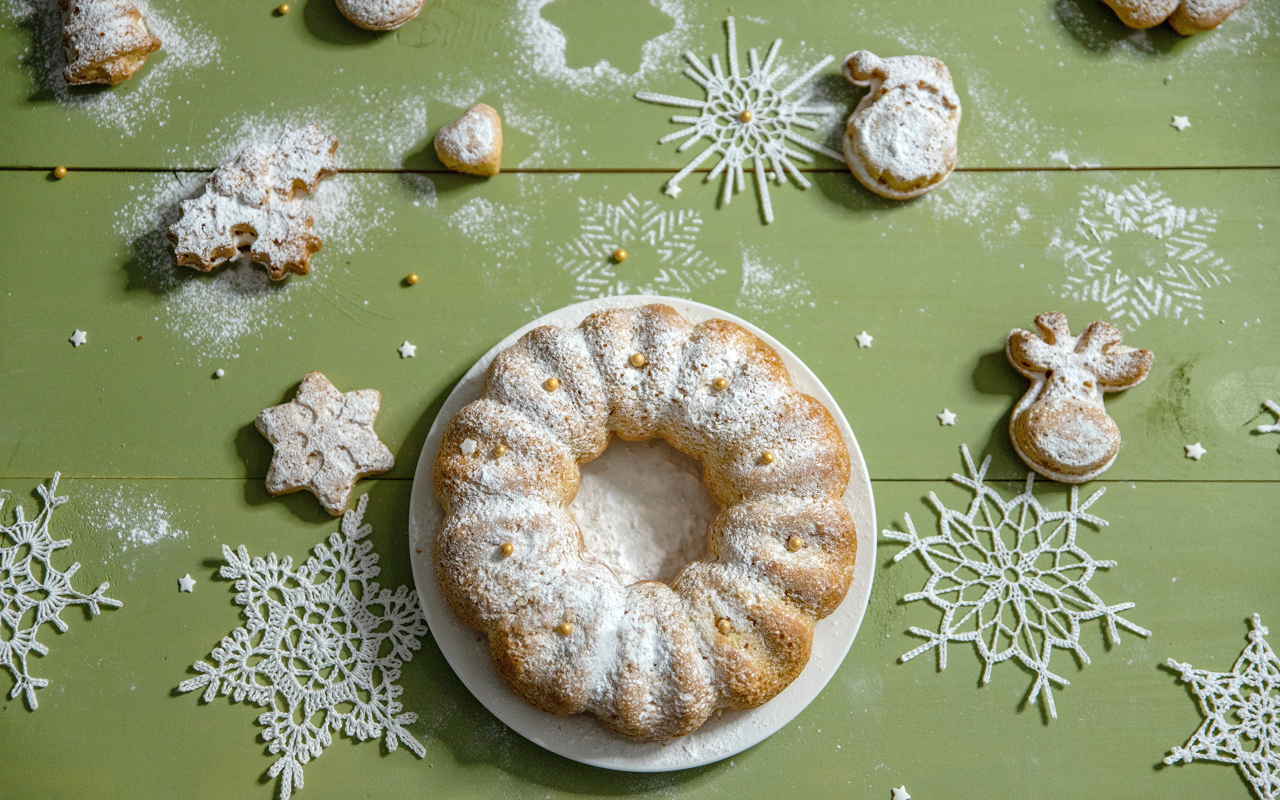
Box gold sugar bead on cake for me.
[405,273,418,285]
[53,166,68,179]
[499,542,514,557]
[787,535,804,552]
[544,377,560,391]
[276,3,289,13]
[629,352,646,368]
[716,618,732,634]
[613,248,627,263]
[760,451,775,465]
[712,377,729,391]
[739,109,753,123]
[555,621,574,636]
[493,444,507,457]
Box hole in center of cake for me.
[571,437,716,586]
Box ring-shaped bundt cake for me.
[433,304,857,740]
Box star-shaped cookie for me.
[255,372,395,516]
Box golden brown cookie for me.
[1006,312,1153,483]
[841,50,961,200]
[1101,0,1251,34]
[59,0,161,86]
[335,0,424,30]
[434,104,503,177]
[167,124,338,280]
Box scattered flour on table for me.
[447,197,532,263]
[923,171,1048,246]
[80,484,187,553]
[0,0,219,134]
[510,0,695,94]
[572,438,715,585]
[737,247,813,316]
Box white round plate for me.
[408,296,876,772]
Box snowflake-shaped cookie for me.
[635,16,840,223]
[1,474,122,710]
[884,445,1149,719]
[1165,614,1280,800]
[179,494,428,800]
[255,372,395,516]
[168,124,338,280]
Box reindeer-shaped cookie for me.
[1006,312,1153,483]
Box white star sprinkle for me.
[938,409,956,426]
[855,331,874,348]
[460,438,477,455]
[892,787,911,800]
[69,330,87,347]
[1185,442,1207,460]
[178,574,196,592]
[1171,115,1191,131]
[398,341,417,358]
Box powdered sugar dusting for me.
[737,247,813,316]
[573,438,714,585]
[447,197,531,262]
[80,484,188,554]
[2,0,219,134]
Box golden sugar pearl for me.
[760,451,775,465]
[555,621,574,636]
[613,248,627,263]
[493,444,507,457]
[544,377,560,391]
[716,618,732,635]
[276,3,289,13]
[787,535,804,552]
[739,109,753,123]
[712,377,729,391]
[499,542,514,557]
[52,166,68,179]
[405,273,419,285]
[629,352,646,368]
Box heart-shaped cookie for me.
[434,104,503,177]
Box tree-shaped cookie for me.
[168,124,338,280]
[60,0,161,86]
[1006,312,1153,483]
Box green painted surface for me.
[0,0,1277,798]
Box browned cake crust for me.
[433,304,857,740]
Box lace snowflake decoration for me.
[884,445,1149,719]
[1165,614,1280,800]
[1,474,122,710]
[1050,181,1231,330]
[1257,400,1280,451]
[555,193,722,300]
[635,16,841,224]
[179,495,428,800]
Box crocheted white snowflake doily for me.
[1166,614,1280,800]
[1257,400,1280,451]
[179,494,428,800]
[884,445,1150,719]
[635,16,840,223]
[555,193,722,300]
[1050,180,1231,330]
[0,473,121,710]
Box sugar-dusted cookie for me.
[168,124,339,280]
[1101,0,1251,34]
[59,0,161,86]
[1006,312,1153,483]
[336,0,424,31]
[255,372,395,516]
[434,104,502,177]
[841,50,961,201]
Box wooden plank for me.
[1,168,1276,481]
[0,0,1276,170]
[0,476,1271,799]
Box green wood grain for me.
[2,169,1276,482]
[0,0,1276,170]
[0,477,1272,799]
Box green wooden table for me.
[1,1,1277,798]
